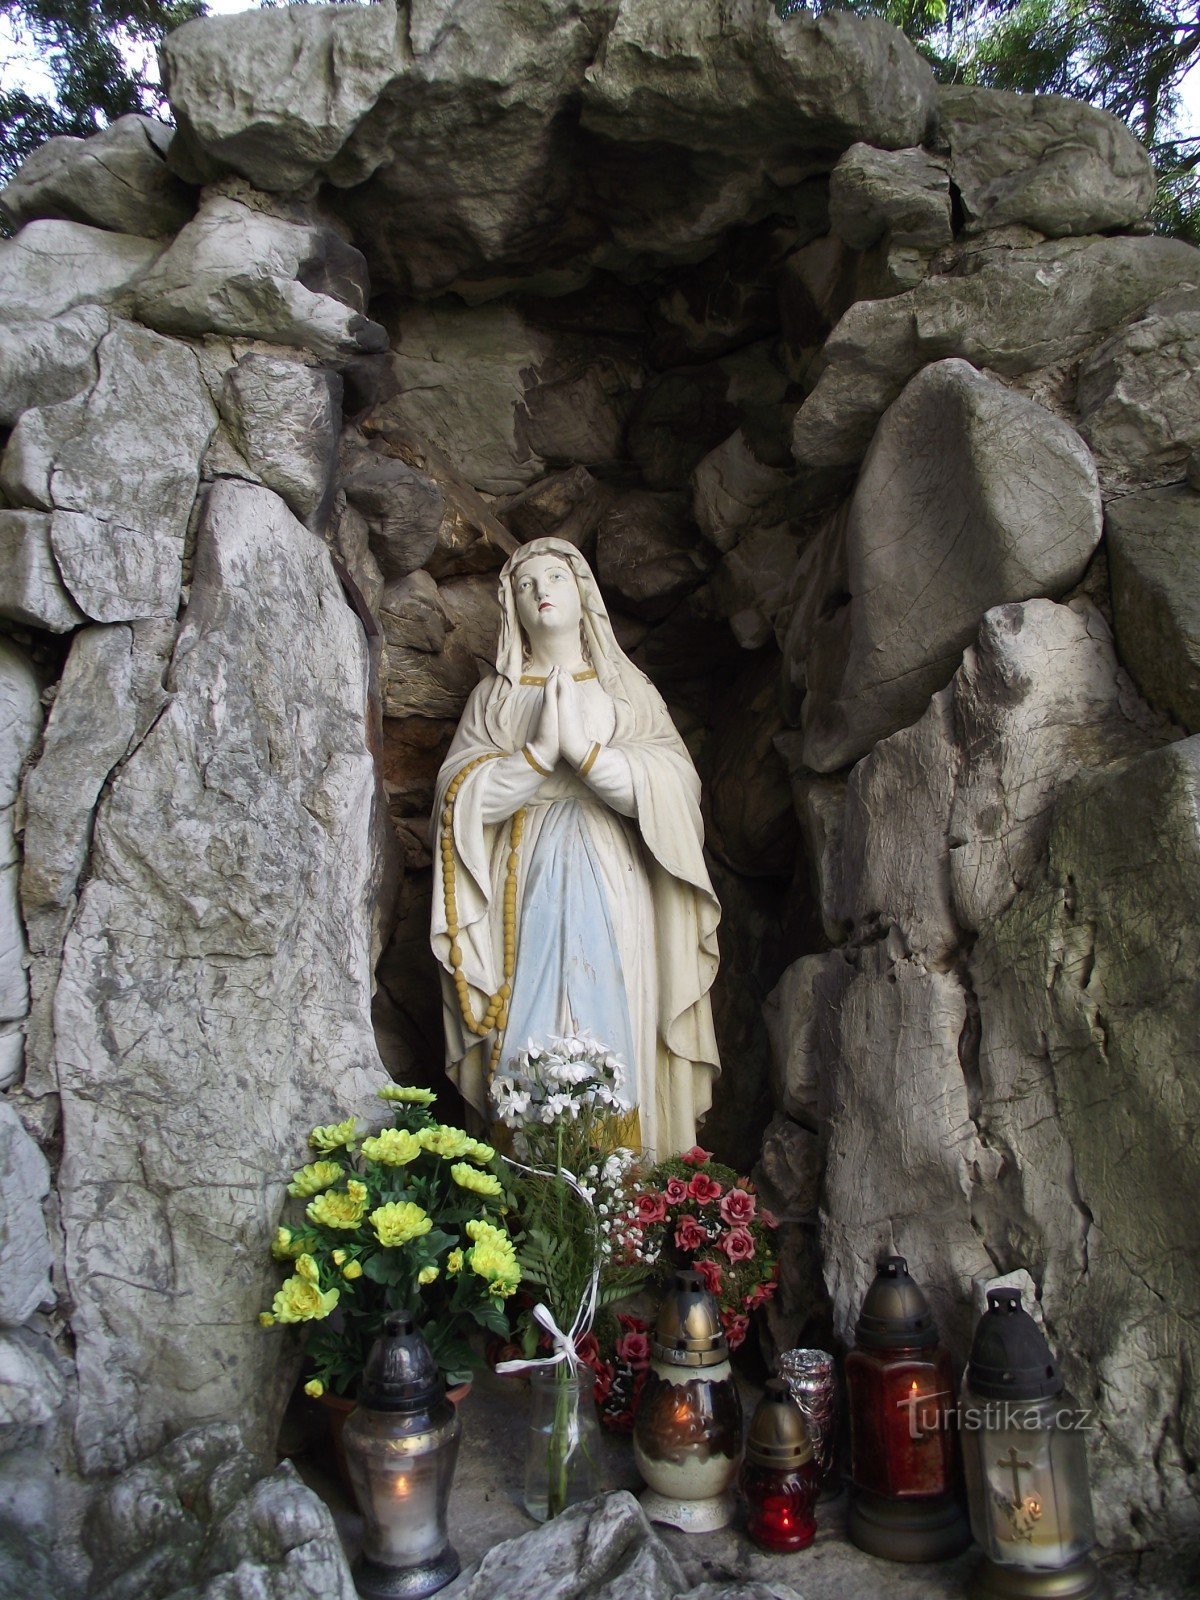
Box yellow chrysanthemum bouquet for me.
[262,1086,519,1394]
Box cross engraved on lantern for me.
[991,1443,1044,1543]
[998,1444,1033,1507]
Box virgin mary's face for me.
[512,554,582,641]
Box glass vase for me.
[523,1364,601,1522]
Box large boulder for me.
[85,1424,356,1600]
[0,116,194,239]
[1077,288,1200,494]
[1106,486,1200,733]
[381,303,641,496]
[939,86,1155,237]
[0,642,43,1089]
[0,221,163,322]
[581,0,936,153]
[828,142,951,253]
[970,737,1200,1546]
[793,234,1200,469]
[0,304,108,426]
[1,320,217,623]
[800,359,1102,770]
[218,353,341,528]
[46,482,391,1473]
[134,190,387,361]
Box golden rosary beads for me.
[440,751,526,1075]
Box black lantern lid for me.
[854,1255,938,1351]
[651,1268,729,1368]
[359,1312,445,1413]
[746,1378,814,1469]
[967,1288,1063,1401]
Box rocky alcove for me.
[0,0,1198,1592]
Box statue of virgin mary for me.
[430,536,721,1157]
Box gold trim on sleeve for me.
[579,742,601,778]
[522,745,552,776]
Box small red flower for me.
[719,1188,756,1225]
[618,1312,649,1334]
[680,1146,714,1167]
[590,1359,614,1405]
[720,1225,756,1263]
[721,1311,750,1350]
[743,1280,776,1312]
[687,1173,723,1204]
[615,1330,651,1367]
[634,1191,668,1226]
[759,1207,780,1229]
[674,1215,706,1252]
[695,1258,723,1295]
[574,1331,600,1365]
[663,1176,688,1204]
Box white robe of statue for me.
[430,537,721,1158]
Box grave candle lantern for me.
[844,1254,971,1562]
[633,1268,743,1533]
[342,1312,461,1600]
[961,1288,1104,1599]
[740,1377,819,1552]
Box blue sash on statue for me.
[502,799,636,1091]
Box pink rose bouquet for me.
[630,1154,779,1352]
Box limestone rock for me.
[87,1425,356,1600]
[828,142,951,252]
[940,86,1155,237]
[2,321,216,622]
[0,512,85,634]
[219,353,341,527]
[381,573,500,720]
[594,491,710,620]
[582,0,936,154]
[0,220,162,323]
[647,220,796,366]
[948,599,1157,933]
[708,527,799,650]
[820,946,994,1355]
[801,359,1102,770]
[754,1113,822,1220]
[497,466,615,553]
[834,687,961,965]
[353,413,519,579]
[628,343,787,491]
[0,116,194,239]
[451,1489,688,1600]
[0,1326,64,1431]
[134,193,387,361]
[763,951,843,1128]
[0,304,107,425]
[0,1101,53,1327]
[1106,486,1200,732]
[333,499,384,617]
[0,1446,60,1598]
[691,429,790,554]
[162,3,403,192]
[969,737,1200,1545]
[51,481,391,1473]
[0,640,42,1056]
[382,304,639,496]
[1077,289,1200,493]
[343,454,445,577]
[793,234,1200,469]
[704,653,797,876]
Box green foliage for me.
[795,0,1200,240]
[0,0,204,181]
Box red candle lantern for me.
[845,1254,970,1562]
[740,1378,819,1552]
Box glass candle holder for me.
[341,1314,461,1600]
[845,1255,970,1563]
[523,1364,601,1522]
[740,1378,819,1552]
[961,1288,1104,1600]
[633,1268,743,1533]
